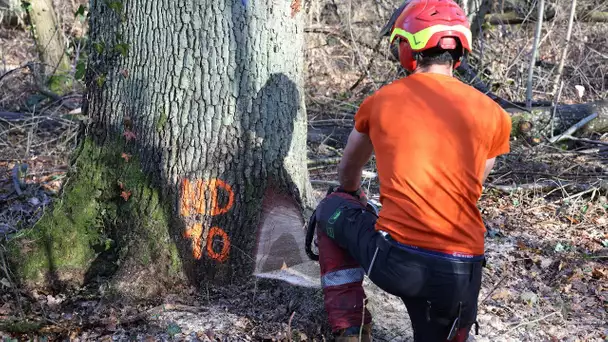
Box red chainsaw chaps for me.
[317,218,372,331]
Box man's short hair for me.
[415,44,463,69]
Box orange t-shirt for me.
[354,72,512,256]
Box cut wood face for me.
[253,186,320,288]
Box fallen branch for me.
[307,157,341,167]
[550,113,598,143]
[553,135,608,146]
[487,181,590,194]
[481,268,508,305]
[0,64,28,84]
[509,101,608,137]
[310,179,339,186]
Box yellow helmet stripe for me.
[390,25,472,50]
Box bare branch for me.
[526,0,545,108]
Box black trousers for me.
[316,193,483,341]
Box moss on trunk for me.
[8,136,183,296]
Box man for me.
[312,0,512,341]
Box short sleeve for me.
[354,94,375,135]
[488,107,512,158]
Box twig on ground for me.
[561,186,599,202]
[481,266,508,305]
[360,298,367,341]
[0,64,28,84]
[322,144,343,156]
[557,135,608,146]
[504,311,560,333]
[287,311,296,342]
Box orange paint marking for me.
[195,179,206,215]
[180,178,234,217]
[180,178,195,217]
[209,178,234,216]
[184,223,203,260]
[180,177,234,262]
[206,227,230,262]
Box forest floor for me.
[1,0,608,341]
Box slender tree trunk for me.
[525,0,544,108]
[460,0,492,39]
[9,0,315,297]
[24,0,71,91]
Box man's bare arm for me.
[482,158,496,184]
[338,129,374,191]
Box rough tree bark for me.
[9,0,316,297]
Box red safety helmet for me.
[388,0,472,71]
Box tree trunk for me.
[9,0,316,297]
[458,0,492,39]
[24,0,71,92]
[509,100,608,138]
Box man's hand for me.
[482,158,496,184]
[338,128,374,193]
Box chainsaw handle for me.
[304,209,319,261]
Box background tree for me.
[22,0,71,92]
[9,0,316,297]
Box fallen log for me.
[508,100,608,137]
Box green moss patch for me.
[8,136,181,290]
